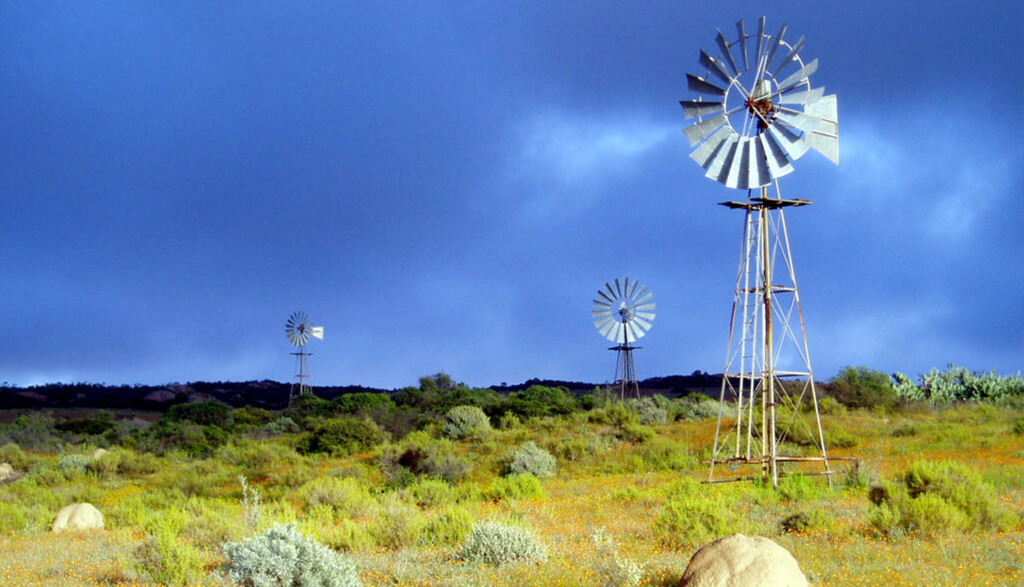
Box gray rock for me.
[52,503,104,532]
[679,533,808,587]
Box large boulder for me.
[0,463,14,483]
[52,503,104,532]
[91,448,109,460]
[678,534,808,587]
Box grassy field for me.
[0,401,1022,586]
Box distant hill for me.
[0,373,725,412]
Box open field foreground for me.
[1,401,1022,587]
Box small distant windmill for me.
[592,278,655,401]
[680,17,843,487]
[285,311,323,404]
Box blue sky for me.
[1,1,1021,389]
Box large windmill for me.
[285,311,324,405]
[680,17,840,487]
[592,278,655,401]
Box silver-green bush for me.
[442,405,492,440]
[458,521,549,566]
[58,453,90,475]
[627,397,668,425]
[507,442,556,478]
[222,523,361,587]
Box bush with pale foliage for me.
[222,523,361,587]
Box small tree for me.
[825,366,897,410]
[296,417,383,456]
[503,385,576,419]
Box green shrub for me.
[1,413,59,451]
[58,453,90,476]
[866,502,902,537]
[223,523,361,587]
[816,396,847,416]
[899,492,969,535]
[627,397,668,425]
[0,443,31,469]
[55,413,115,436]
[216,439,300,479]
[379,440,470,485]
[285,393,334,424]
[777,474,821,502]
[300,476,375,519]
[368,496,425,550]
[296,417,383,457]
[153,421,229,457]
[0,501,50,532]
[497,411,522,430]
[507,442,556,478]
[867,461,1012,537]
[575,391,605,411]
[162,400,233,428]
[654,479,739,549]
[825,429,859,448]
[263,416,300,436]
[405,477,455,508]
[131,530,206,586]
[333,392,396,415]
[502,385,576,419]
[615,421,655,444]
[436,385,502,414]
[300,509,373,552]
[674,397,721,421]
[548,435,609,463]
[638,437,700,472]
[421,506,473,546]
[394,373,499,414]
[458,521,549,566]
[588,401,638,426]
[485,473,545,501]
[442,405,492,440]
[1013,420,1024,435]
[231,407,276,430]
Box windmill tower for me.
[680,17,840,487]
[285,311,324,405]
[592,278,656,401]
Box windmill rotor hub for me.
[681,16,839,190]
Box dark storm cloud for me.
[0,1,1020,387]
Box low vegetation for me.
[0,365,1020,586]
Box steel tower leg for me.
[708,189,831,487]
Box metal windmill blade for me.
[592,278,656,344]
[285,311,313,346]
[680,17,839,190]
